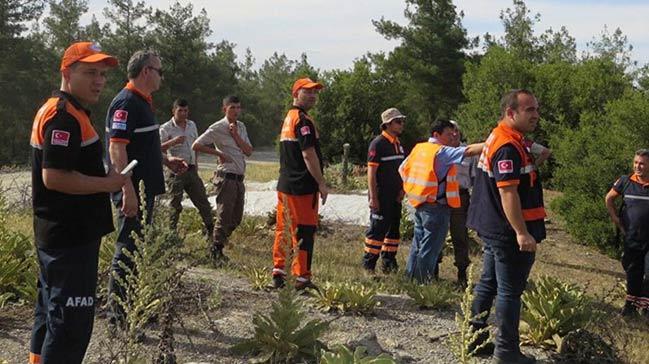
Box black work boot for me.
[210,246,229,267]
[270,275,285,289]
[381,259,399,274]
[493,352,536,364]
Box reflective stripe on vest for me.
[399,142,460,208]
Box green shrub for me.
[404,280,458,310]
[0,197,37,307]
[232,285,329,363]
[320,345,397,364]
[400,205,414,242]
[310,281,379,314]
[521,275,596,348]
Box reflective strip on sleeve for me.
[133,124,159,133]
[380,155,405,162]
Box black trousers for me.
[30,239,101,364]
[363,196,402,270]
[622,244,649,307]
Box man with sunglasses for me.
[362,108,406,274]
[104,50,186,330]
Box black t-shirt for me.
[468,144,546,243]
[105,86,165,198]
[31,91,113,248]
[614,175,649,249]
[367,132,404,201]
[277,106,323,195]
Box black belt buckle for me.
[218,171,244,181]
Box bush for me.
[404,280,457,310]
[521,276,596,348]
[324,163,367,193]
[232,285,329,363]
[310,281,379,315]
[320,345,397,364]
[0,197,37,307]
[245,266,272,291]
[400,205,414,242]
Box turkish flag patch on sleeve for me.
[113,110,128,122]
[497,160,514,174]
[51,130,70,147]
[300,125,311,136]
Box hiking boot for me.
[269,275,285,289]
[381,259,399,274]
[493,352,536,364]
[295,279,319,292]
[210,248,229,267]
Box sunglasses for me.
[392,118,405,125]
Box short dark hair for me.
[127,50,159,79]
[222,95,240,106]
[172,98,188,109]
[500,89,535,118]
[430,119,456,136]
[635,149,649,159]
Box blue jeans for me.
[406,203,450,283]
[470,237,535,360]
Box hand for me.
[228,123,239,137]
[166,156,188,175]
[171,135,186,146]
[121,182,138,217]
[319,182,329,206]
[516,232,537,252]
[369,196,380,211]
[612,216,625,235]
[105,167,130,192]
[218,153,233,164]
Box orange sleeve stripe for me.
[496,180,520,187]
[109,137,130,144]
[522,207,546,221]
[367,162,379,167]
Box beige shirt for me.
[195,118,251,175]
[160,118,198,165]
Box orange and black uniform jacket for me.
[467,122,546,243]
[105,82,164,197]
[613,174,649,250]
[30,91,113,249]
[277,106,323,195]
[367,131,404,200]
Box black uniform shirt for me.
[367,131,405,201]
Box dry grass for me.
[198,161,279,184]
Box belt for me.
[217,171,244,181]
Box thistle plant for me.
[448,264,491,364]
[403,280,458,310]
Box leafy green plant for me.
[320,345,396,364]
[521,275,595,348]
[245,266,272,290]
[404,280,458,310]
[324,163,367,193]
[0,197,37,307]
[448,264,491,364]
[232,285,329,363]
[310,281,379,314]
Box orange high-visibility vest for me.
[399,142,460,208]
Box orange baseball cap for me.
[291,78,323,97]
[60,42,118,71]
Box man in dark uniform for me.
[468,89,545,364]
[271,77,328,290]
[363,107,405,274]
[605,149,649,316]
[105,50,186,327]
[29,42,127,364]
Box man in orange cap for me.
[29,42,128,364]
[271,77,328,290]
